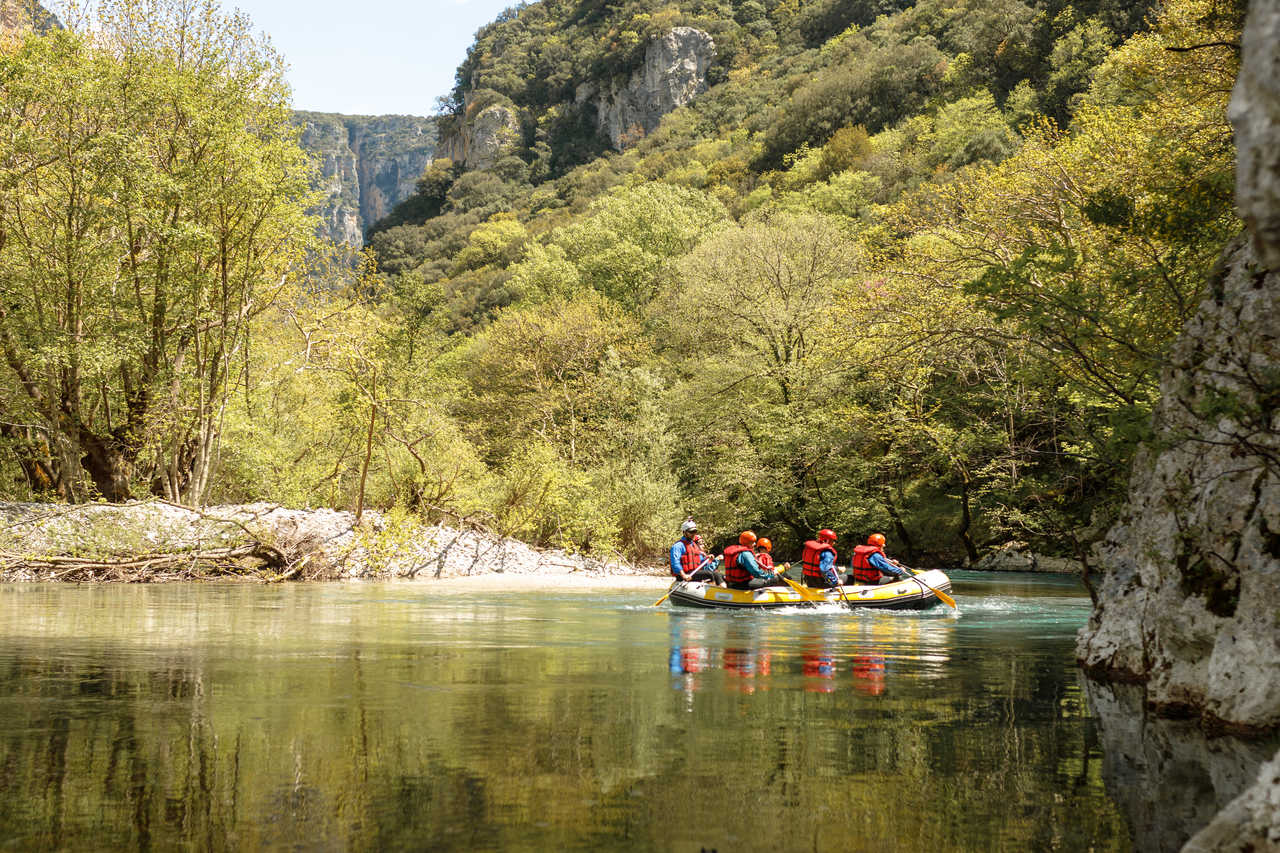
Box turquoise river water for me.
[0,571,1265,851]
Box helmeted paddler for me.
[669,519,724,585]
[848,533,908,585]
[801,528,840,589]
[722,530,789,590]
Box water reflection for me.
[1086,679,1280,853]
[0,577,1151,851]
[667,610,947,699]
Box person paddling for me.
[670,519,724,585]
[754,537,789,576]
[723,531,789,590]
[801,528,841,589]
[848,533,909,585]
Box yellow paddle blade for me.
[931,585,958,610]
[906,570,957,610]
[653,582,677,606]
[781,576,826,602]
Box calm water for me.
[0,572,1141,850]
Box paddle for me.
[832,576,856,611]
[781,575,827,603]
[900,565,957,610]
[652,557,714,606]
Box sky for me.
[54,0,521,116]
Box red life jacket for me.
[676,537,705,577]
[851,544,884,583]
[801,540,837,582]
[723,544,753,584]
[756,551,774,571]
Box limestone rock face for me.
[438,101,521,170]
[1078,0,1280,735]
[1076,234,1280,730]
[589,27,715,150]
[296,112,436,247]
[1230,0,1280,269]
[0,0,58,35]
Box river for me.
[0,572,1267,851]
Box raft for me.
[667,570,953,611]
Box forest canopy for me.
[0,0,1246,567]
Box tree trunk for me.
[885,493,916,562]
[957,470,980,565]
[79,433,134,502]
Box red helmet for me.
[757,537,772,552]
[818,528,836,544]
[739,530,757,546]
[868,533,886,547]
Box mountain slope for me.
[0,0,59,34]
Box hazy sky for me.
[54,0,520,116]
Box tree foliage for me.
[0,0,313,503]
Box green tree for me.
[0,0,313,502]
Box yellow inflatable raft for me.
[667,570,953,611]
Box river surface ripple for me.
[0,572,1260,851]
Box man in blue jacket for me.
[670,519,724,585]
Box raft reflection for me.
[668,612,941,697]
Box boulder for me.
[973,544,1082,573]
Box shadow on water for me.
[1084,679,1280,853]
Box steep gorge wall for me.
[296,112,436,247]
[440,26,716,165]
[1077,1,1280,847]
[580,26,716,151]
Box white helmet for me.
[681,519,698,534]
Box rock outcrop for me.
[1231,0,1280,271]
[1076,0,1280,735]
[1075,237,1280,729]
[296,112,436,247]
[0,501,639,581]
[0,0,57,35]
[1079,2,1280,848]
[972,544,1083,573]
[581,27,715,150]
[437,96,521,170]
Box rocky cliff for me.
[436,93,521,171]
[1078,1,1280,848]
[1077,0,1280,736]
[439,26,716,165]
[579,27,716,150]
[0,0,57,34]
[296,112,436,247]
